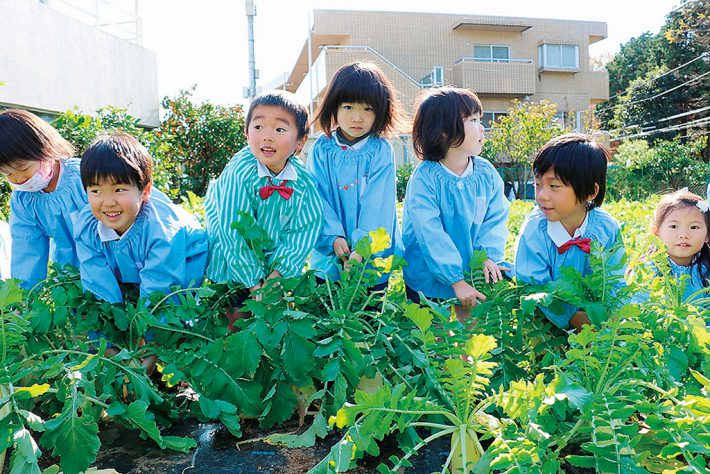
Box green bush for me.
[158,86,247,197]
[395,162,414,201]
[52,107,177,198]
[607,136,707,200]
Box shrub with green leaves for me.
[608,137,708,200]
[158,86,247,198]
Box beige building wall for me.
[285,9,609,128]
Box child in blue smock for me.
[307,61,406,290]
[514,133,626,330]
[645,189,709,306]
[402,87,510,322]
[72,133,208,304]
[0,109,86,289]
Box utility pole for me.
[245,0,257,100]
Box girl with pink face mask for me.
[0,109,87,288]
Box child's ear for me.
[294,135,308,155]
[141,182,152,202]
[588,183,599,201]
[587,183,600,203]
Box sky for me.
[139,0,681,106]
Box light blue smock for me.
[9,158,87,288]
[645,257,709,307]
[72,188,208,303]
[514,207,626,328]
[308,134,402,284]
[402,157,509,299]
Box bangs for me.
[330,76,389,114]
[80,134,151,190]
[452,91,483,119]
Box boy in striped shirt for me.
[205,91,323,330]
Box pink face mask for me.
[10,162,54,192]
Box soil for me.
[91,418,451,474]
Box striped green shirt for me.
[204,146,323,287]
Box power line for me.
[598,70,710,114]
[614,115,710,140]
[609,105,710,133]
[604,52,709,104]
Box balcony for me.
[452,58,536,96]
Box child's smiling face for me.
[535,167,597,235]
[655,205,709,266]
[246,105,306,175]
[87,179,151,236]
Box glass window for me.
[492,46,509,61]
[539,44,578,69]
[560,45,577,68]
[547,45,561,67]
[474,45,509,62]
[474,45,491,61]
[482,112,495,129]
[481,112,508,130]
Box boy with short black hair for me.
[73,132,208,304]
[204,90,323,328]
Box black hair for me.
[532,133,610,209]
[412,87,483,161]
[246,90,309,139]
[312,61,406,138]
[81,132,152,190]
[0,109,75,168]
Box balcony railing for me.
[452,57,536,95]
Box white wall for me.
[0,0,159,126]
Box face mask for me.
[10,162,54,192]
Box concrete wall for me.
[0,0,158,126]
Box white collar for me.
[256,159,298,182]
[546,212,589,248]
[98,221,132,242]
[333,130,370,151]
[440,157,474,178]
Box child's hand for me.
[452,280,486,307]
[333,237,350,263]
[265,270,282,281]
[482,259,509,284]
[343,250,364,272]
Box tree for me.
[158,86,247,197]
[596,32,665,127]
[481,100,569,199]
[51,107,176,197]
[599,0,709,142]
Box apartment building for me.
[284,9,609,132]
[0,0,158,126]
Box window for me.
[474,45,510,63]
[481,112,508,130]
[420,66,444,87]
[538,44,579,69]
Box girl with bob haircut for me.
[308,61,406,289]
[642,189,709,306]
[402,87,510,322]
[72,132,208,305]
[0,109,85,289]
[514,133,627,330]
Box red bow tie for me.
[259,178,293,200]
[557,237,592,254]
